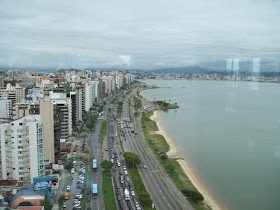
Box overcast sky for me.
[0,0,279,70]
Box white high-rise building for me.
[116,74,123,89]
[0,115,44,183]
[85,81,99,112]
[0,99,12,119]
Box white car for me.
[124,170,128,175]
[126,176,130,182]
[131,190,135,196]
[63,202,66,208]
[66,185,71,191]
[123,166,126,170]
[118,163,121,167]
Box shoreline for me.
[150,110,224,210]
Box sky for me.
[0,0,279,70]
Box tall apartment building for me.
[0,99,12,119]
[0,83,25,105]
[85,81,99,112]
[12,103,40,120]
[70,91,77,129]
[0,77,4,88]
[0,84,16,105]
[49,92,72,142]
[0,115,44,183]
[76,85,85,121]
[40,96,61,164]
[116,74,123,89]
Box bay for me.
[141,79,280,210]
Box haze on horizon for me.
[0,0,279,71]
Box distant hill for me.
[149,66,211,74]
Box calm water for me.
[141,79,280,210]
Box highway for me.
[87,115,105,210]
[121,85,194,210]
[105,100,139,210]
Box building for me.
[0,99,12,119]
[0,115,44,183]
[40,97,60,164]
[12,103,40,120]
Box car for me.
[119,171,122,175]
[121,160,125,163]
[111,158,114,163]
[126,176,130,182]
[66,185,71,191]
[124,170,128,175]
[117,195,121,200]
[112,155,114,159]
[135,202,140,208]
[116,190,120,195]
[87,196,91,202]
[143,165,147,169]
[116,185,120,189]
[118,163,121,167]
[123,166,126,170]
[105,147,108,151]
[63,202,66,208]
[131,191,135,196]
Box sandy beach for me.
[150,110,224,210]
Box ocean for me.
[140,79,280,210]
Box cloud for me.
[0,0,279,69]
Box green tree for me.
[65,162,73,170]
[160,153,168,160]
[124,152,141,168]
[40,199,53,210]
[101,160,114,171]
[181,189,204,202]
[58,195,64,205]
[191,191,204,202]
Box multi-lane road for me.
[84,83,194,210]
[121,85,194,210]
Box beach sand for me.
[150,110,224,210]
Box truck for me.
[124,188,130,201]
[64,192,69,200]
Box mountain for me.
[149,66,211,74]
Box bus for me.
[93,159,97,172]
[92,184,98,199]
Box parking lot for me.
[63,161,86,210]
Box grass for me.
[133,96,143,111]
[128,167,153,210]
[102,170,118,210]
[72,156,88,162]
[100,120,108,150]
[141,111,207,209]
